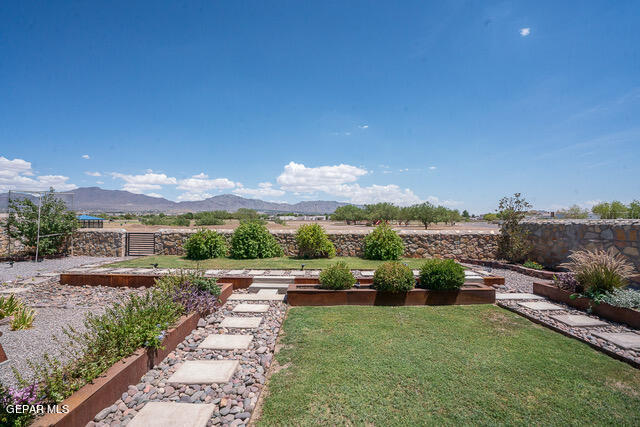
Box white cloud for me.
[520,27,531,37]
[428,166,437,170]
[0,156,76,191]
[336,184,422,206]
[111,172,177,193]
[277,161,368,193]
[233,182,285,198]
[425,196,463,207]
[359,124,369,129]
[85,171,102,177]
[177,173,236,192]
[177,192,213,201]
[82,154,90,159]
[96,181,104,184]
[146,193,164,198]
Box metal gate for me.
[126,232,156,256]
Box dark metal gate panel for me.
[126,232,155,256]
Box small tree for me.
[496,193,532,263]
[413,202,437,229]
[629,200,640,219]
[7,189,78,256]
[331,205,366,225]
[558,204,588,219]
[462,210,470,220]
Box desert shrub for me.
[156,272,221,314]
[10,306,35,330]
[363,224,404,260]
[296,224,336,259]
[230,221,283,259]
[417,258,465,290]
[0,294,22,319]
[319,262,356,290]
[194,212,224,226]
[496,193,532,263]
[372,262,414,293]
[523,260,544,270]
[561,248,635,295]
[598,288,640,310]
[184,229,228,260]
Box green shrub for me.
[523,260,544,270]
[363,224,404,260]
[418,258,465,290]
[561,248,635,295]
[319,262,356,290]
[0,294,22,319]
[194,212,224,226]
[372,262,414,293]
[230,221,283,259]
[10,305,35,330]
[184,229,228,260]
[296,224,336,259]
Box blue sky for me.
[1,1,638,213]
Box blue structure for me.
[77,214,105,228]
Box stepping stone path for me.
[233,304,270,313]
[592,332,640,350]
[95,282,287,427]
[550,314,608,327]
[495,293,544,300]
[517,301,563,310]
[168,360,239,384]
[228,291,284,301]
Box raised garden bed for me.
[462,258,559,280]
[533,281,640,329]
[60,272,249,290]
[32,282,232,427]
[287,283,495,306]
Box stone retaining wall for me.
[65,230,127,257]
[522,220,640,271]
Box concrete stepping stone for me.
[247,270,265,275]
[220,316,262,328]
[517,301,564,310]
[360,271,374,277]
[289,270,307,276]
[550,314,608,327]
[228,292,284,301]
[204,269,222,275]
[248,282,290,294]
[253,275,294,283]
[592,332,640,350]
[167,360,239,384]
[264,270,286,275]
[128,402,215,427]
[0,287,31,294]
[233,303,269,313]
[227,270,246,275]
[198,334,252,350]
[495,293,544,300]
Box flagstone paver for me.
[167,360,239,384]
[227,270,246,275]
[517,301,564,310]
[128,402,215,427]
[233,303,270,313]
[220,316,263,328]
[549,314,608,327]
[228,292,285,301]
[198,334,253,350]
[592,332,640,350]
[495,293,544,300]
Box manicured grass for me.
[258,305,640,426]
[106,255,431,270]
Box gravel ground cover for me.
[0,256,116,283]
[91,289,286,427]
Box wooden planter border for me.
[533,281,640,329]
[287,282,495,306]
[34,282,232,427]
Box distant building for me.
[77,214,105,228]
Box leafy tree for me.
[365,203,399,224]
[398,206,415,226]
[234,208,260,222]
[331,205,367,224]
[558,205,588,219]
[412,202,438,229]
[7,189,78,256]
[629,200,640,219]
[483,213,498,221]
[462,210,470,219]
[496,193,532,263]
[610,201,628,219]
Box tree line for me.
[331,202,469,229]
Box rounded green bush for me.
[230,221,284,259]
[184,229,228,260]
[319,261,356,290]
[372,262,414,293]
[417,258,465,290]
[363,224,404,260]
[296,224,336,259]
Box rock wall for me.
[522,220,640,271]
[152,229,498,259]
[67,230,127,257]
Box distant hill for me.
[0,187,350,214]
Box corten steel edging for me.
[34,282,232,427]
[498,303,640,370]
[287,283,495,306]
[533,282,640,329]
[461,258,559,280]
[59,273,249,290]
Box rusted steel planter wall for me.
[462,258,559,280]
[533,281,640,329]
[34,283,232,427]
[287,283,495,306]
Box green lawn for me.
[106,255,431,270]
[258,305,640,426]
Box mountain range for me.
[0,187,349,214]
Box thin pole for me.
[35,193,42,263]
[7,190,11,259]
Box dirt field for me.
[97,219,499,232]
